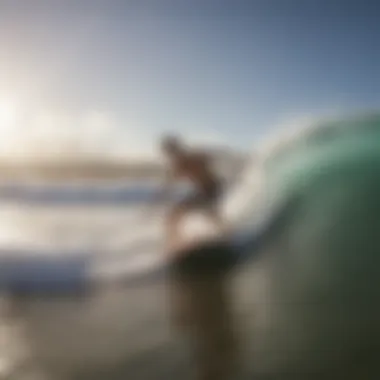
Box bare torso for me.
[171,152,219,193]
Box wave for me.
[0,112,379,278]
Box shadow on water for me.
[169,273,236,380]
[0,250,241,380]
[168,243,240,380]
[0,238,249,380]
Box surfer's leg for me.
[166,198,195,252]
[194,201,229,237]
[166,205,185,252]
[202,184,229,236]
[204,204,229,237]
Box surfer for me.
[157,134,227,254]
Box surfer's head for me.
[161,134,183,156]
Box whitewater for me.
[0,111,379,281]
[0,167,266,280]
[0,113,379,379]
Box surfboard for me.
[166,190,300,278]
[168,235,237,275]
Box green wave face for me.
[253,114,380,376]
[264,113,380,202]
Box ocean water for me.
[1,114,380,379]
[0,165,270,282]
[0,183,220,290]
[0,182,163,248]
[0,178,266,380]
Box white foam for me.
[0,118,324,276]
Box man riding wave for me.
[157,135,227,253]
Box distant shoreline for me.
[0,150,247,181]
[0,162,166,181]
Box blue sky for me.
[0,0,379,160]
